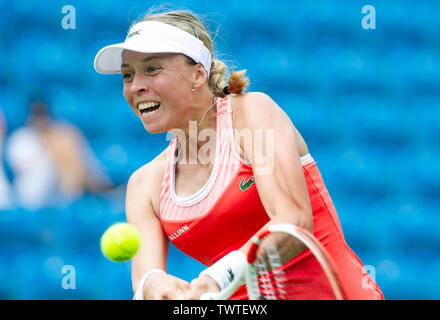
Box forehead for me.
[121,51,181,67]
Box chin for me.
[142,122,164,135]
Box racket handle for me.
[200,292,220,300]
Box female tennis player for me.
[94,8,384,300]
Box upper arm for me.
[234,92,313,231]
[125,161,169,292]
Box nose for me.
[130,73,149,95]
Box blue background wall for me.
[0,0,439,299]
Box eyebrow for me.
[121,55,164,69]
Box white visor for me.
[94,21,212,77]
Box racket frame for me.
[201,223,346,300]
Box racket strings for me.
[252,238,339,300]
[252,243,288,300]
[245,264,260,300]
[266,243,287,299]
[255,253,276,300]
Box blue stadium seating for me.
[0,256,10,299]
[409,151,440,206]
[92,256,133,299]
[0,209,43,247]
[421,258,440,299]
[7,250,62,299]
[408,97,440,151]
[167,243,205,283]
[54,251,133,299]
[53,195,115,254]
[0,88,29,132]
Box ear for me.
[192,63,208,90]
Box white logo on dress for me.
[169,224,190,241]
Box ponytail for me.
[223,69,249,97]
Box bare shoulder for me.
[231,92,279,116]
[230,92,298,133]
[127,147,169,218]
[230,92,309,157]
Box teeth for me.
[143,108,159,116]
[138,101,160,111]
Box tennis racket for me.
[200,223,346,300]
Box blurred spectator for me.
[0,109,13,209]
[5,100,113,210]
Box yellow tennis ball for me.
[100,223,141,262]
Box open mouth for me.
[138,101,161,116]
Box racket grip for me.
[200,292,220,300]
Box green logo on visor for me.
[126,30,141,39]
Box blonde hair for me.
[134,8,249,97]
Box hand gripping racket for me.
[201,223,346,300]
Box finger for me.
[177,279,191,290]
[187,281,209,300]
[160,290,180,300]
[192,277,219,293]
[177,286,190,299]
[183,290,200,300]
[169,275,190,290]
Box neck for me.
[172,93,218,166]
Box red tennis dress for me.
[159,96,384,300]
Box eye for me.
[122,71,134,81]
[146,66,161,74]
